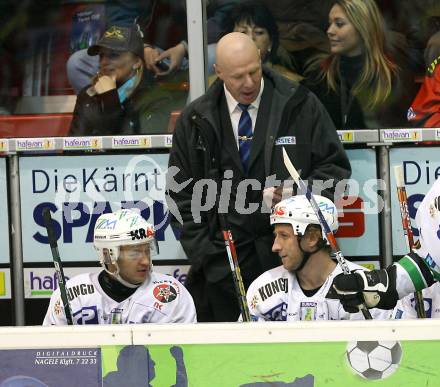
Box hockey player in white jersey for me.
[330,177,440,313]
[246,195,387,321]
[392,282,440,319]
[43,209,196,325]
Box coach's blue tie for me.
[238,103,252,174]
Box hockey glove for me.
[328,266,399,313]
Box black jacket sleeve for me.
[70,88,125,136]
[166,111,225,270]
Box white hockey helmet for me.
[270,195,338,241]
[415,178,440,274]
[94,208,158,266]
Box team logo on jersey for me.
[153,284,177,303]
[262,302,287,321]
[407,107,416,120]
[250,295,259,309]
[110,308,123,324]
[300,301,317,321]
[73,306,99,324]
[54,299,63,316]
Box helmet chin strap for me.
[296,235,321,272]
[103,262,140,289]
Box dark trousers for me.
[185,266,255,322]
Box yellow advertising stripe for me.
[0,272,5,296]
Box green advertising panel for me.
[100,341,440,387]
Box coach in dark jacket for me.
[166,33,350,322]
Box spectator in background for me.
[407,30,440,127]
[206,0,240,44]
[166,32,350,322]
[67,0,188,94]
[303,0,419,130]
[378,0,440,74]
[261,0,334,76]
[70,24,188,135]
[223,0,302,82]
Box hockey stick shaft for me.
[393,165,425,318]
[42,208,74,325]
[219,214,251,322]
[282,147,372,320]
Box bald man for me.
[166,32,350,322]
[214,33,263,105]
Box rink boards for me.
[0,320,438,386]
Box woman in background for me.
[304,0,418,130]
[223,0,301,82]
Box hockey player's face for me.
[118,243,152,285]
[272,224,304,272]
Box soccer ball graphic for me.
[346,341,402,380]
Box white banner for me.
[336,149,380,257]
[20,154,186,262]
[19,150,381,263]
[390,147,440,256]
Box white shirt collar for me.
[223,77,264,114]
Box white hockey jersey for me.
[246,263,389,321]
[395,177,440,298]
[43,271,196,325]
[393,282,440,319]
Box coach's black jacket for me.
[166,66,351,283]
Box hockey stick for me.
[282,147,373,320]
[218,213,251,322]
[393,165,426,318]
[42,208,74,325]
